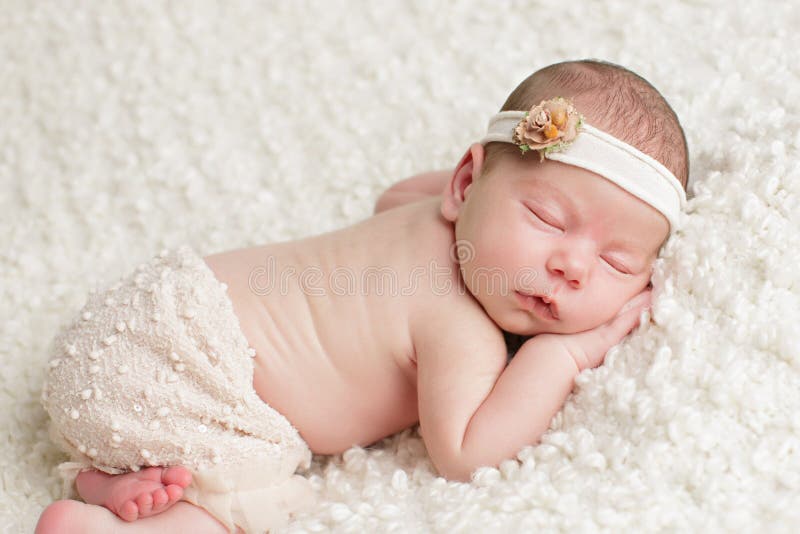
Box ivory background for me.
[3,1,800,531]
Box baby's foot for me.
[75,466,192,522]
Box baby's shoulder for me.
[408,286,505,358]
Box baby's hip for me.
[41,246,309,469]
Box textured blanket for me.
[4,1,800,532]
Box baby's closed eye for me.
[524,204,564,233]
[600,256,632,274]
[524,204,635,275]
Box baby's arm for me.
[415,290,652,482]
[413,298,510,482]
[373,170,451,214]
[415,306,581,482]
[463,291,652,472]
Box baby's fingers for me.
[572,301,650,369]
[597,305,645,346]
[619,289,652,316]
[611,300,650,335]
[565,290,654,371]
[609,290,652,336]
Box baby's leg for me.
[374,169,451,213]
[36,498,240,534]
[76,466,192,521]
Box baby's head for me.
[441,59,689,336]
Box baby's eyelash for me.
[528,207,562,229]
[602,256,631,274]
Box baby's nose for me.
[548,255,589,288]
[543,239,594,288]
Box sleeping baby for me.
[36,58,689,533]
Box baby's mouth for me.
[515,291,559,320]
[539,294,559,319]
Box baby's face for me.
[445,149,670,336]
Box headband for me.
[479,97,686,233]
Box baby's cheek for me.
[577,293,622,328]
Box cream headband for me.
[479,97,686,233]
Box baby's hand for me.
[533,289,652,372]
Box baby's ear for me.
[441,143,485,222]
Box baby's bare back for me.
[203,197,456,454]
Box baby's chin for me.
[494,313,603,338]
[491,313,567,337]
[485,297,620,337]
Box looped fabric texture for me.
[41,245,315,533]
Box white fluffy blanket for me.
[4,1,800,532]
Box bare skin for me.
[38,155,659,530]
[35,499,238,534]
[74,466,192,521]
[37,170,452,533]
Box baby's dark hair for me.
[482,59,690,191]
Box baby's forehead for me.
[516,160,657,206]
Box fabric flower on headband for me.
[513,97,584,161]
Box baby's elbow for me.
[438,444,510,483]
[426,426,495,483]
[431,454,476,483]
[446,468,474,483]
[434,463,472,483]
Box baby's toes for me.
[165,483,184,503]
[162,466,192,488]
[118,500,139,522]
[135,492,154,517]
[150,488,169,511]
